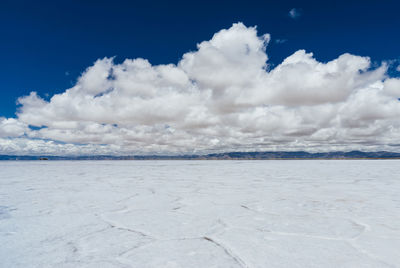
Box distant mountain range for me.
[1,151,400,160]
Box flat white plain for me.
[0,160,399,268]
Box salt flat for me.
[0,160,399,268]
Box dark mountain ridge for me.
[1,151,400,160]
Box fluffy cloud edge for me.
[1,22,400,155]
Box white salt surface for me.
[0,160,399,267]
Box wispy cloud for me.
[275,38,287,44]
[1,23,399,155]
[289,8,302,19]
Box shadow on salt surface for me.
[354,234,400,266]
[70,227,153,266]
[232,213,367,239]
[0,206,14,220]
[212,228,392,268]
[100,209,227,240]
[119,238,243,268]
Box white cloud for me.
[0,118,28,138]
[1,22,400,155]
[289,8,301,19]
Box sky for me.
[0,0,400,155]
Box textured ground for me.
[1,160,399,268]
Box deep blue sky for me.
[1,0,399,118]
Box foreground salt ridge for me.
[0,161,399,267]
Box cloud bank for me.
[1,23,400,155]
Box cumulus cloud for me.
[289,8,302,19]
[0,118,28,138]
[1,22,400,155]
